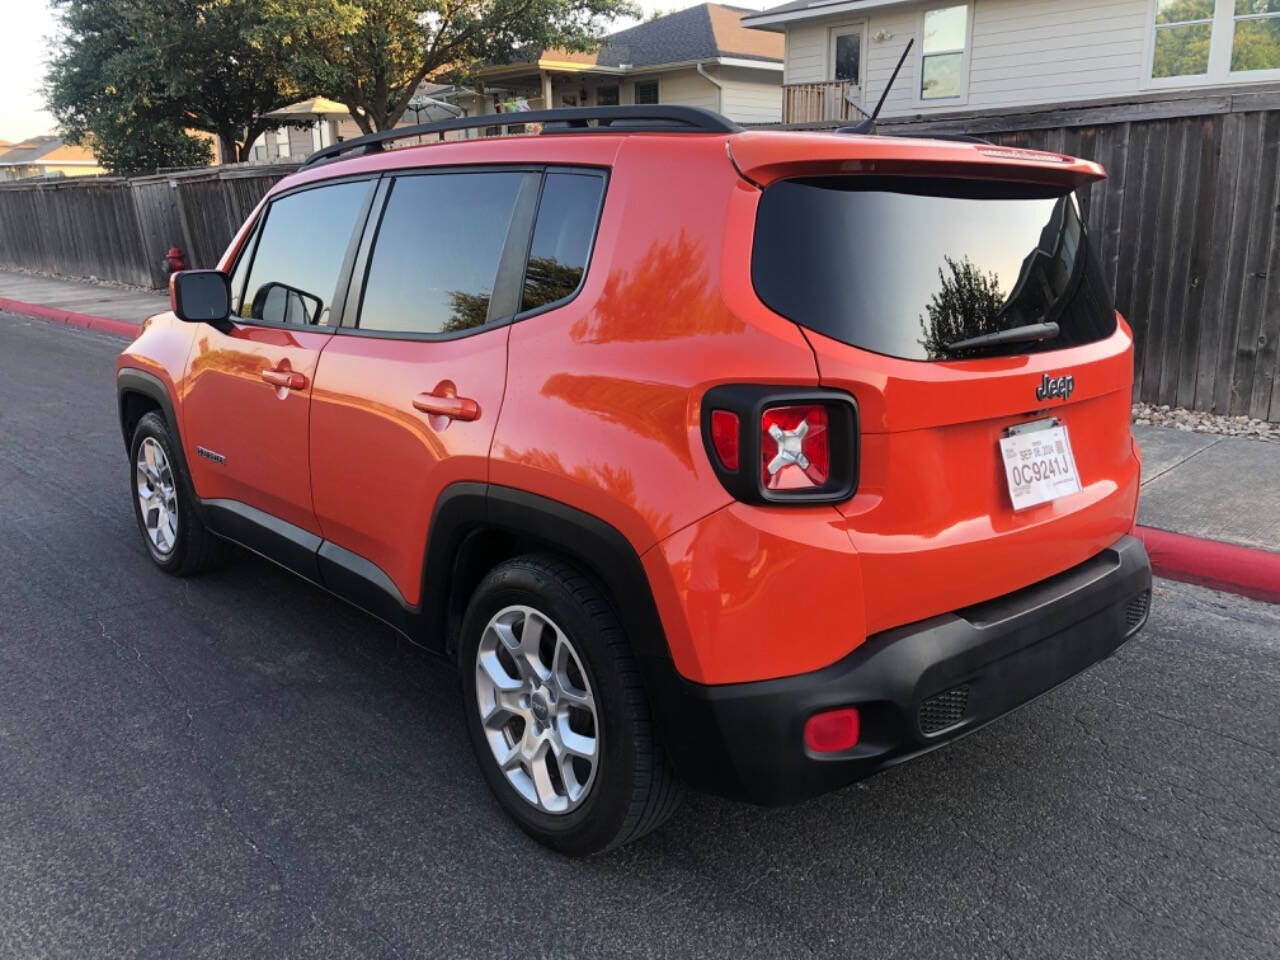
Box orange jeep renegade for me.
[116,106,1151,856]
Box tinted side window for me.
[521,173,605,313]
[358,172,525,335]
[240,180,371,326]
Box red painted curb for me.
[1137,525,1280,604]
[0,296,141,340]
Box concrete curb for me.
[0,297,140,340]
[1137,525,1280,604]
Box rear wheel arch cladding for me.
[424,486,674,672]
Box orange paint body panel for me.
[644,503,866,684]
[308,328,510,607]
[490,137,817,554]
[184,323,333,533]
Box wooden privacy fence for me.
[879,85,1280,422]
[0,163,298,289]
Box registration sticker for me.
[999,422,1082,511]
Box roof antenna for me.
[838,38,913,135]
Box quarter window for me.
[358,172,526,336]
[521,173,606,313]
[238,180,371,326]
[920,5,968,100]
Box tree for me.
[917,256,1008,360]
[46,0,301,170]
[260,0,638,134]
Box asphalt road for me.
[1,313,1278,960]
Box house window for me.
[597,85,620,106]
[634,80,659,104]
[919,4,969,100]
[1150,0,1280,80]
[1153,0,1214,76]
[275,129,291,159]
[1232,0,1280,72]
[831,28,862,83]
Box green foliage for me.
[917,256,1009,359]
[45,0,299,172]
[259,0,639,133]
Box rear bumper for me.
[645,534,1151,805]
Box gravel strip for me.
[1132,402,1279,441]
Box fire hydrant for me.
[163,245,187,276]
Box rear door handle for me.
[413,382,480,422]
[261,367,308,391]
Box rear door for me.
[308,166,566,614]
[183,177,375,540]
[751,173,1140,634]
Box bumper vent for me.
[1125,591,1151,634]
[918,685,970,736]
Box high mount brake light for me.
[700,387,858,505]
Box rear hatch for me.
[736,132,1140,635]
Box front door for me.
[183,178,375,537]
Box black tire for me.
[128,411,229,577]
[458,553,683,856]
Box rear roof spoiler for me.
[727,131,1107,191]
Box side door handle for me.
[413,381,480,422]
[261,366,308,391]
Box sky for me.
[0,0,770,145]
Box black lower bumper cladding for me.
[647,535,1152,805]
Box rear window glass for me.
[752,177,1117,360]
[520,172,605,313]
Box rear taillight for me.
[709,410,740,471]
[701,387,858,504]
[761,404,829,491]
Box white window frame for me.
[274,128,291,159]
[827,21,868,88]
[1144,0,1280,88]
[913,2,974,108]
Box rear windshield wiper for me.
[942,321,1060,354]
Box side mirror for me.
[170,270,231,324]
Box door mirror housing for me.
[170,270,231,324]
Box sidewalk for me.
[0,270,164,336]
[1135,425,1279,552]
[1,268,1277,600]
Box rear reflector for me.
[709,409,740,471]
[804,707,860,753]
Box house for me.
[0,136,104,181]
[475,3,785,124]
[742,0,1280,124]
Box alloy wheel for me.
[474,604,600,814]
[135,437,178,555]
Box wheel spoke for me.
[556,717,597,761]
[551,637,591,705]
[528,740,560,809]
[477,649,522,693]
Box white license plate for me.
[999,422,1082,510]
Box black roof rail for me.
[300,105,741,169]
